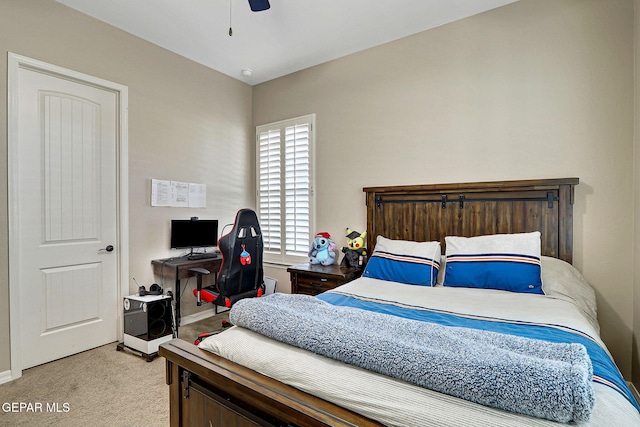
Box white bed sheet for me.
[200,278,640,426]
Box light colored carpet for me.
[0,313,227,427]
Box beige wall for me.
[255,0,637,378]
[634,0,640,387]
[0,0,253,374]
[2,0,639,388]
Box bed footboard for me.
[159,339,382,427]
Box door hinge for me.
[182,370,191,399]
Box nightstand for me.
[288,263,362,296]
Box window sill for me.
[264,257,308,269]
[263,262,290,269]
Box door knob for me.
[99,245,114,253]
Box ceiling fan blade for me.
[248,0,270,12]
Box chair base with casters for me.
[191,272,265,309]
[193,320,233,345]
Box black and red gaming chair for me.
[192,209,265,309]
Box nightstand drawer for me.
[295,275,341,295]
[287,263,362,296]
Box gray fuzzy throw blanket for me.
[229,293,594,422]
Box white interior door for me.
[13,60,120,369]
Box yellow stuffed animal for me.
[340,228,367,268]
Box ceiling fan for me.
[248,0,270,12]
[229,0,270,36]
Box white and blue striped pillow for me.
[363,236,441,286]
[443,232,544,294]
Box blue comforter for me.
[230,293,596,422]
[319,291,640,414]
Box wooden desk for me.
[152,256,222,329]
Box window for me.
[256,114,315,265]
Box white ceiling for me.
[56,0,519,85]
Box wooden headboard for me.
[363,178,579,264]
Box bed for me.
[159,177,640,426]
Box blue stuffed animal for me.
[308,232,337,266]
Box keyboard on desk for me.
[187,253,220,260]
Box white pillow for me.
[436,255,446,286]
[541,256,598,332]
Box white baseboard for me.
[179,307,228,326]
[0,369,14,385]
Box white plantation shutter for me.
[285,124,311,255]
[258,129,281,254]
[257,114,315,264]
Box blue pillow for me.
[363,236,441,286]
[443,232,543,294]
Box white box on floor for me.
[121,294,173,359]
[264,276,277,295]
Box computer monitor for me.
[170,219,218,252]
